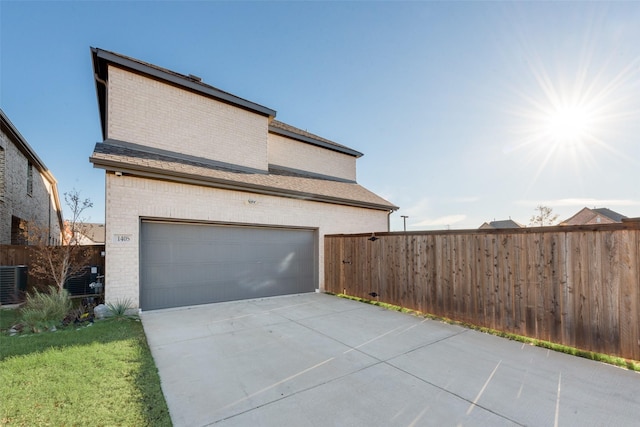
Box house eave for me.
[90,157,397,212]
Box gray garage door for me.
[140,221,316,310]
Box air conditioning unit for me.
[64,266,99,296]
[0,266,28,304]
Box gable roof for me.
[90,141,397,211]
[560,207,627,226]
[91,48,276,140]
[91,48,363,158]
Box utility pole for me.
[401,215,408,232]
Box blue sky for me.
[2,1,639,230]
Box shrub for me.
[21,286,72,333]
[106,298,134,319]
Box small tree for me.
[27,190,94,293]
[529,205,559,227]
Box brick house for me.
[560,207,627,226]
[89,48,397,310]
[0,109,63,246]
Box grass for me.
[334,293,640,372]
[0,309,171,426]
[0,308,20,331]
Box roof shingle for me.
[90,142,397,211]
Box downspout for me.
[48,193,51,245]
[387,210,393,232]
[94,73,107,87]
[94,70,108,299]
[94,73,108,139]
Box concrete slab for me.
[141,293,640,426]
[215,363,515,427]
[389,329,640,426]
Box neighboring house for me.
[89,48,398,310]
[0,109,63,246]
[479,219,524,229]
[78,223,105,245]
[560,207,627,226]
[65,222,105,245]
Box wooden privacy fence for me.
[0,244,105,292]
[325,220,640,360]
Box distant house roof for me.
[79,223,106,244]
[89,141,397,211]
[479,219,524,229]
[560,207,627,226]
[592,208,627,223]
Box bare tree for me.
[27,190,93,293]
[529,205,559,227]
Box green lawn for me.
[0,309,171,426]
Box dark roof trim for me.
[269,125,363,158]
[269,164,356,184]
[91,48,277,137]
[103,139,269,175]
[90,157,396,212]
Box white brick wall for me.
[105,174,389,308]
[268,133,357,181]
[107,66,269,171]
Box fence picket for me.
[324,221,640,360]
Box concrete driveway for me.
[141,293,639,426]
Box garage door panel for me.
[144,279,298,310]
[140,222,315,310]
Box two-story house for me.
[89,48,397,310]
[0,109,63,246]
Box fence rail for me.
[325,220,640,360]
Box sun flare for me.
[544,105,592,146]
[504,56,638,165]
[502,50,640,191]
[502,9,640,171]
